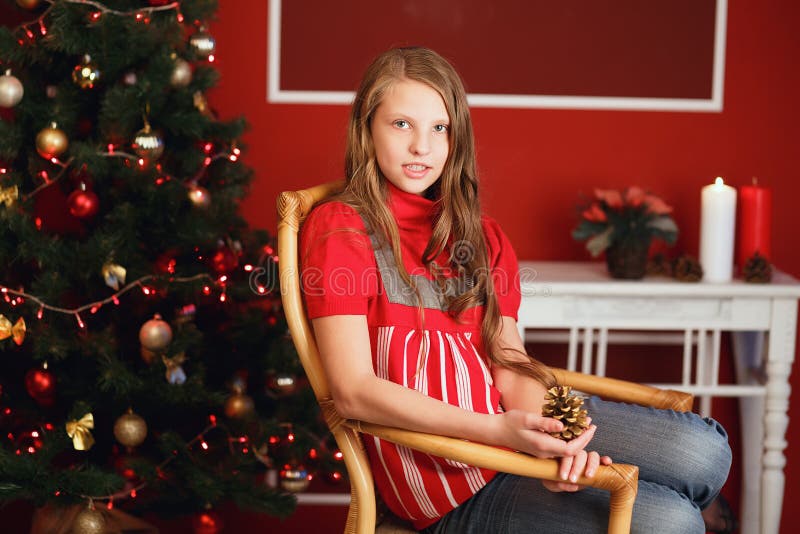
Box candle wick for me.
[752,176,758,185]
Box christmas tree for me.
[0,1,339,531]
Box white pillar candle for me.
[700,177,737,282]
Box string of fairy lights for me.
[14,0,186,42]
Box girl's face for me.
[370,79,450,196]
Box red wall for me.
[208,1,800,531]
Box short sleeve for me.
[299,201,378,318]
[482,216,521,321]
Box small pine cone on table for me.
[647,253,672,277]
[743,252,772,283]
[672,254,703,282]
[542,385,589,441]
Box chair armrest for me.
[351,420,638,534]
[550,367,693,412]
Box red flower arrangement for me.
[572,187,678,257]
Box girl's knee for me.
[632,484,706,534]
[678,417,732,491]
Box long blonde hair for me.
[339,47,553,387]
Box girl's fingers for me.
[568,450,588,483]
[527,413,562,434]
[559,455,574,481]
[584,451,600,478]
[600,455,613,465]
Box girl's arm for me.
[312,314,593,460]
[491,315,612,491]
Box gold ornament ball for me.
[72,505,106,534]
[15,0,42,9]
[0,70,24,108]
[139,314,173,351]
[189,30,216,59]
[224,392,255,419]
[113,409,148,448]
[36,123,68,159]
[170,57,193,88]
[72,55,101,89]
[132,125,164,161]
[188,185,211,208]
[280,463,310,493]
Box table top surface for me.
[518,261,800,298]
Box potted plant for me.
[572,187,678,279]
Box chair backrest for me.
[277,181,344,403]
[277,181,380,534]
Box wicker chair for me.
[277,182,694,534]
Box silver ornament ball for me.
[170,58,192,87]
[72,505,106,534]
[266,372,298,397]
[113,409,148,448]
[132,125,164,161]
[139,314,173,351]
[0,70,24,108]
[280,463,311,493]
[189,30,216,59]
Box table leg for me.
[762,299,798,534]
[732,331,765,534]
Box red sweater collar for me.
[386,181,438,229]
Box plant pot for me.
[605,240,650,279]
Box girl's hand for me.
[495,409,598,459]
[494,409,613,492]
[542,452,614,492]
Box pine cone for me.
[672,254,703,282]
[743,252,772,283]
[542,385,589,441]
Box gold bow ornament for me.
[0,315,26,345]
[66,413,95,450]
[0,184,19,207]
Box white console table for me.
[517,261,800,534]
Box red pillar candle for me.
[737,179,772,268]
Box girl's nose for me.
[410,131,431,155]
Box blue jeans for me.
[422,397,732,533]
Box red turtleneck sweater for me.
[300,183,521,529]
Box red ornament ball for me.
[25,368,56,405]
[210,246,238,274]
[192,508,224,534]
[67,189,99,219]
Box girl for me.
[300,47,733,533]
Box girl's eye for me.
[393,120,409,129]
[434,124,449,133]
